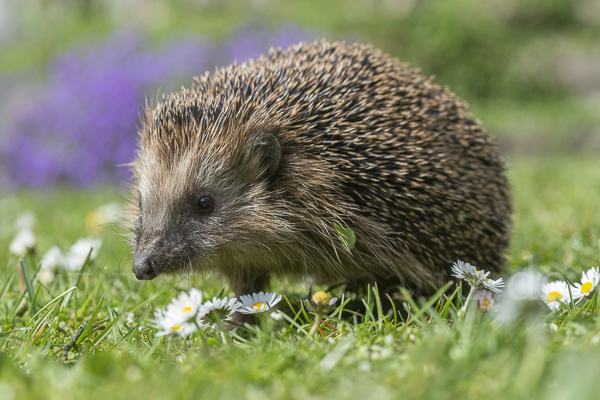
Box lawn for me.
[1,156,600,399]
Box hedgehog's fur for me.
[128,40,512,299]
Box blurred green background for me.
[2,0,600,155]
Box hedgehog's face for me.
[130,128,288,280]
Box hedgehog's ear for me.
[248,133,281,180]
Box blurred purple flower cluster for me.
[0,25,315,188]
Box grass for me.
[1,156,600,399]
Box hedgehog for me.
[128,40,512,309]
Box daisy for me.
[451,260,504,293]
[9,229,36,256]
[494,271,544,327]
[38,246,64,284]
[197,296,240,327]
[151,309,198,338]
[64,237,102,271]
[238,291,282,314]
[85,203,121,230]
[164,288,204,322]
[571,267,600,301]
[541,281,571,311]
[270,310,284,321]
[304,291,339,313]
[14,211,36,230]
[306,291,339,336]
[40,246,64,271]
[305,290,339,314]
[312,291,338,307]
[476,289,494,311]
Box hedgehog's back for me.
[254,41,512,276]
[156,40,512,288]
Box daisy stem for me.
[166,336,173,355]
[214,318,233,347]
[254,314,265,332]
[309,312,323,336]
[197,329,210,357]
[460,285,477,322]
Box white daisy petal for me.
[451,260,505,293]
[240,294,253,305]
[541,281,571,311]
[197,296,240,326]
[571,267,600,302]
[9,229,36,256]
[151,309,198,338]
[40,246,63,271]
[15,211,36,230]
[164,289,204,323]
[238,291,282,314]
[64,237,102,271]
[270,310,283,320]
[272,294,282,307]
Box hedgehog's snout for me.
[132,252,158,280]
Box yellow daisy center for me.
[581,281,593,293]
[312,291,331,304]
[172,324,182,331]
[182,306,192,313]
[477,270,489,281]
[546,291,562,302]
[252,302,267,310]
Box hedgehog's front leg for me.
[227,269,270,326]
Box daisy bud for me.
[312,291,331,305]
[305,291,338,314]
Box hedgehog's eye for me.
[197,195,214,213]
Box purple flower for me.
[0,25,315,188]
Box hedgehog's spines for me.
[131,40,512,291]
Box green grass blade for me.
[283,294,298,317]
[0,270,16,301]
[386,293,401,325]
[60,248,94,311]
[19,258,38,314]
[26,286,76,328]
[8,291,28,321]
[327,298,352,320]
[110,305,152,351]
[360,298,376,323]
[280,310,310,336]
[92,313,122,347]
[401,282,453,329]
[372,283,385,330]
[440,284,462,319]
[75,295,104,346]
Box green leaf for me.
[333,223,355,252]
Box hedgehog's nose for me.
[132,253,158,280]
